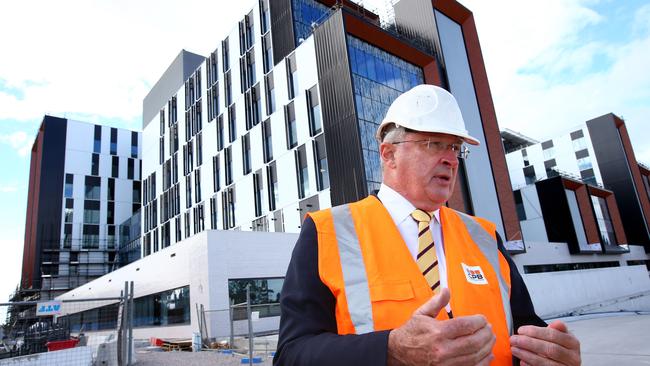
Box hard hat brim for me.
[376,121,481,146]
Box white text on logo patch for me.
[461,263,488,285]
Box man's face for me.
[382,132,461,211]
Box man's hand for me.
[387,288,496,366]
[510,320,581,365]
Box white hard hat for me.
[376,84,480,145]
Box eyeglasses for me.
[391,139,470,159]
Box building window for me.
[215,115,225,152]
[541,140,555,160]
[573,136,587,151]
[296,145,309,199]
[130,131,139,158]
[307,86,322,136]
[265,72,275,115]
[88,153,99,177]
[313,134,329,190]
[63,224,72,248]
[228,277,283,320]
[194,169,202,203]
[591,195,617,247]
[347,35,424,192]
[110,128,118,155]
[112,156,119,178]
[577,156,593,171]
[65,174,74,198]
[544,159,557,178]
[262,33,273,74]
[196,132,203,167]
[262,119,273,163]
[222,187,236,229]
[108,178,115,201]
[260,0,270,35]
[254,170,264,217]
[82,224,99,249]
[267,162,278,211]
[175,216,182,242]
[285,102,297,149]
[185,175,192,208]
[194,203,205,234]
[514,190,526,221]
[244,83,261,129]
[64,198,74,223]
[133,180,141,203]
[212,154,221,192]
[184,211,191,238]
[94,125,102,154]
[84,176,101,200]
[286,54,298,100]
[228,105,237,143]
[107,201,115,225]
[225,146,233,185]
[210,196,218,229]
[160,109,166,136]
[83,200,100,224]
[522,148,530,166]
[225,71,232,106]
[242,133,252,175]
[128,158,135,180]
[523,165,536,185]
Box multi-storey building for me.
[504,113,650,253]
[139,0,523,260]
[56,0,539,338]
[20,115,142,301]
[55,0,650,337]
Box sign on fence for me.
[36,301,62,316]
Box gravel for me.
[135,348,274,366]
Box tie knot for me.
[411,209,434,223]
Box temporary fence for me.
[198,286,279,364]
[0,281,135,366]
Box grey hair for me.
[378,123,408,144]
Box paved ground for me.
[135,312,650,365]
[564,312,650,365]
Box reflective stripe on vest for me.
[331,204,375,334]
[456,212,514,336]
[331,204,512,336]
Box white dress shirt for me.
[377,184,450,300]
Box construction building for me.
[9,116,141,332]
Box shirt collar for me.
[377,183,440,225]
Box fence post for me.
[246,285,253,366]
[229,299,235,349]
[128,281,134,365]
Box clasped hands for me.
[387,288,581,365]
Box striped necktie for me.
[411,209,440,293]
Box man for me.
[274,85,580,365]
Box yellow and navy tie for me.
[411,209,440,293]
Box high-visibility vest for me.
[308,196,513,365]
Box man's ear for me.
[380,142,396,169]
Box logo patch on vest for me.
[461,263,488,285]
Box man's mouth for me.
[433,173,451,182]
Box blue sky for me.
[1,0,649,316]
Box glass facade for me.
[62,286,190,332]
[228,277,283,320]
[347,36,424,192]
[291,0,329,45]
[591,195,617,247]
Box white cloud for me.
[0,131,33,157]
[0,184,19,193]
[0,0,256,125]
[456,0,650,164]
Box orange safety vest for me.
[308,196,513,365]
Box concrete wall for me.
[57,229,297,340]
[524,265,650,318]
[512,242,650,318]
